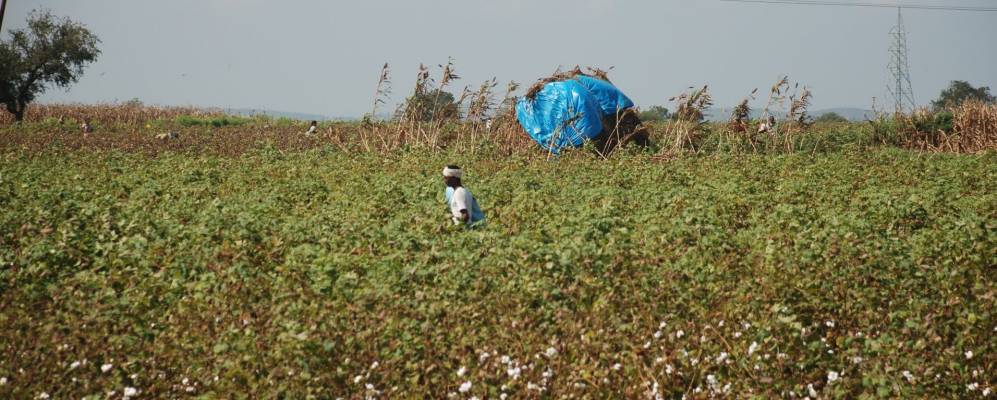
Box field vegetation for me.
[1,67,995,398]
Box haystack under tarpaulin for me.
[515,67,649,154]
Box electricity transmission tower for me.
[888,7,915,113]
[719,0,997,113]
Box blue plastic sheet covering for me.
[515,76,634,153]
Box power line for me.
[719,0,997,12]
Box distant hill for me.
[704,107,873,122]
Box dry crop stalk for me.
[784,84,813,151]
[729,88,758,152]
[666,85,712,154]
[429,58,460,151]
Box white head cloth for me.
[442,166,462,178]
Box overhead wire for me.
[718,0,997,12]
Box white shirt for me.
[449,187,472,223]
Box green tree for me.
[931,80,995,110]
[814,112,848,123]
[0,10,100,122]
[402,89,460,122]
[638,105,669,122]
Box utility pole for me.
[0,0,7,34]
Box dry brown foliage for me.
[0,103,223,125]
[951,100,997,153]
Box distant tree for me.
[814,112,848,123]
[638,105,669,122]
[402,89,459,122]
[931,80,995,110]
[1,10,101,122]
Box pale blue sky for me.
[6,0,996,117]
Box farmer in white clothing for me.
[442,165,485,226]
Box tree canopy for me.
[814,112,848,123]
[637,105,669,122]
[931,80,995,110]
[402,89,460,122]
[1,10,100,121]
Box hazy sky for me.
[6,0,996,117]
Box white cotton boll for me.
[69,361,81,370]
[827,370,840,383]
[748,341,759,355]
[457,366,466,377]
[675,330,684,339]
[716,352,729,363]
[654,330,663,339]
[123,387,139,398]
[101,364,113,373]
[808,383,818,397]
[459,381,472,393]
[612,363,622,371]
[981,387,990,397]
[545,347,557,357]
[967,383,979,392]
[182,378,189,385]
[370,361,379,370]
[665,364,674,375]
[965,350,974,360]
[353,375,363,384]
[902,371,914,383]
[500,355,511,364]
[37,393,50,400]
[825,320,835,328]
[500,394,508,400]
[0,377,6,385]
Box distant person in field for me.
[306,120,318,135]
[443,165,485,227]
[81,119,93,135]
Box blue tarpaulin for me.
[515,75,635,153]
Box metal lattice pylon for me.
[888,7,916,113]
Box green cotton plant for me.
[0,146,994,399]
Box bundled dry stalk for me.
[664,85,713,154]
[729,88,758,133]
[523,66,612,100]
[951,100,997,152]
[671,85,713,122]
